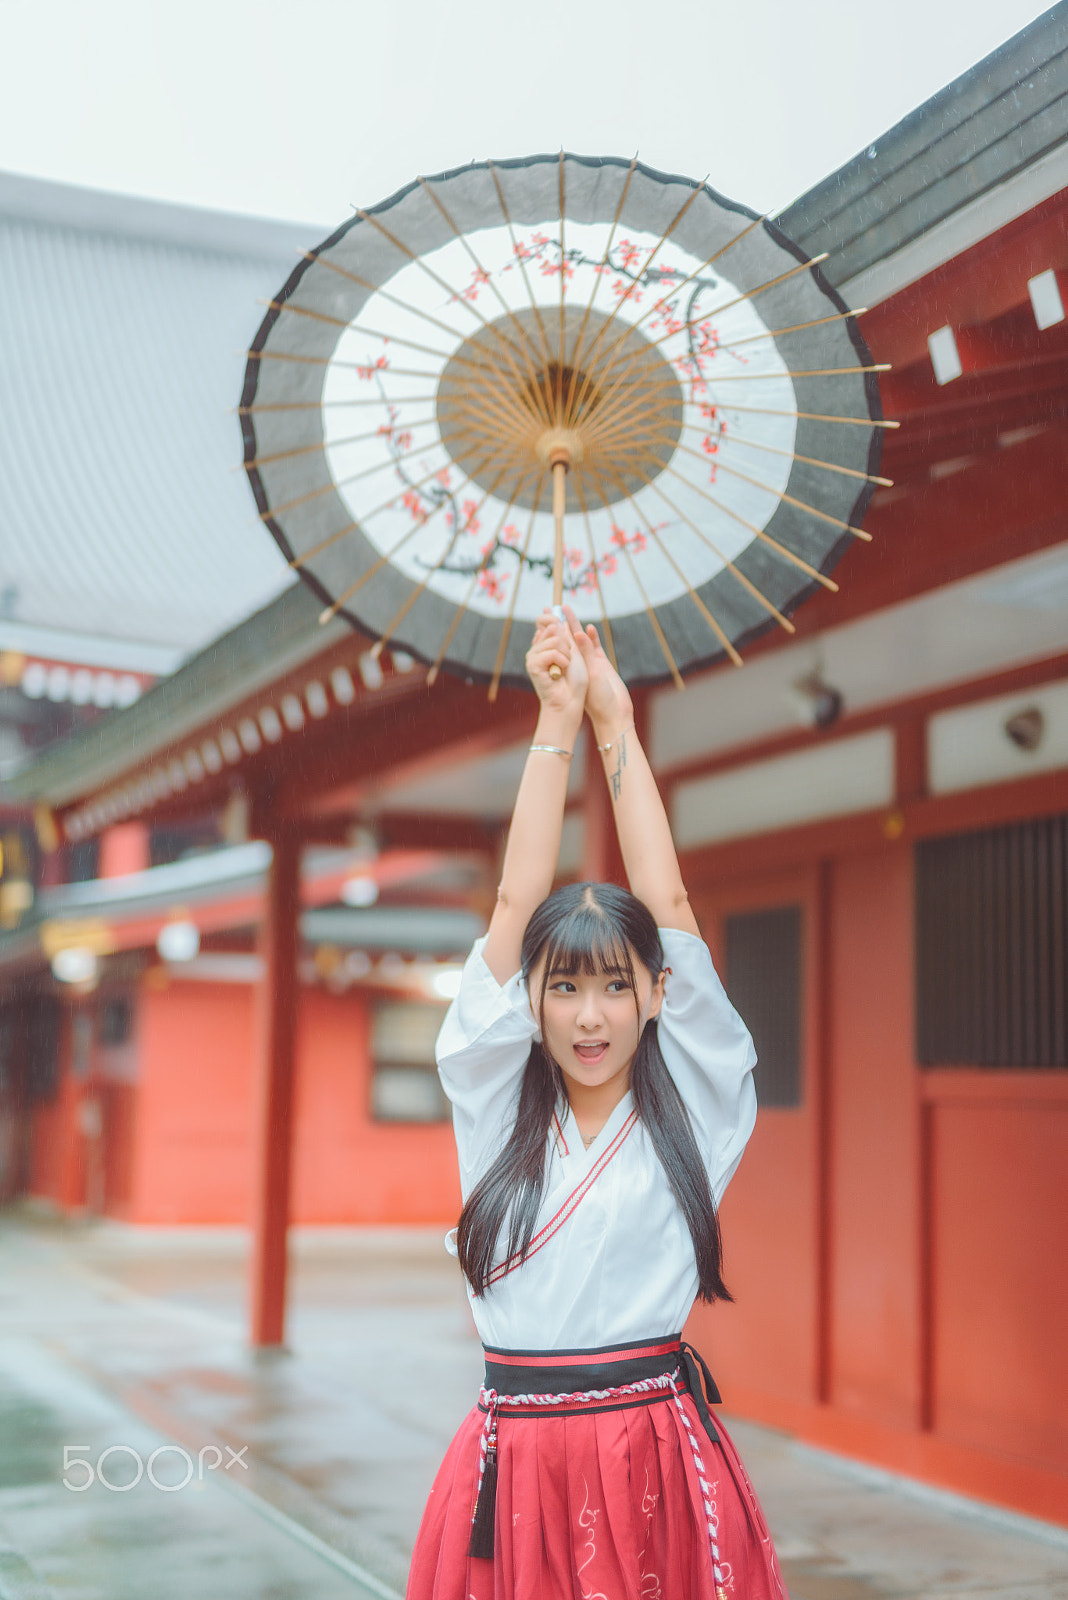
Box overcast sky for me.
[0,0,1054,227]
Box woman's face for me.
[532,948,665,1097]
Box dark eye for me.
[550,979,576,993]
[607,979,630,993]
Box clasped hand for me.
[525,606,633,735]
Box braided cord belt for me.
[476,1368,725,1587]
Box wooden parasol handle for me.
[548,452,569,680]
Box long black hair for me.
[456,881,733,1302]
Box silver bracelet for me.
[529,743,572,759]
[596,726,634,754]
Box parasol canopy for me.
[241,153,890,694]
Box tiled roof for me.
[780,6,1068,297]
[0,171,321,663]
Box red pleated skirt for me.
[406,1340,788,1600]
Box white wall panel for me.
[672,728,895,848]
[928,678,1068,794]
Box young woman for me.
[406,607,787,1600]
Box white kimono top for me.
[437,926,758,1352]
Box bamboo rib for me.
[416,178,546,369]
[437,377,547,439]
[317,511,438,623]
[264,440,460,524]
[249,349,429,378]
[433,409,523,458]
[579,382,691,450]
[569,214,794,419]
[586,466,684,688]
[593,207,772,353]
[425,485,534,686]
[245,348,335,365]
[626,466,796,633]
[287,460,458,567]
[263,297,453,364]
[246,416,438,471]
[426,570,481,686]
[368,460,514,659]
[488,473,548,702]
[487,162,554,379]
[250,346,523,393]
[583,252,833,412]
[605,422,892,488]
[240,395,434,414]
[655,459,844,585]
[286,520,356,568]
[689,402,900,428]
[316,439,504,622]
[310,247,536,375]
[565,178,708,427]
[675,424,893,486]
[571,475,618,669]
[416,177,554,430]
[684,453,874,541]
[563,155,638,423]
[617,252,831,363]
[596,462,743,667]
[355,206,549,428]
[581,357,888,455]
[597,438,843,589]
[714,307,868,351]
[565,183,709,432]
[431,419,536,484]
[262,298,547,417]
[680,363,891,383]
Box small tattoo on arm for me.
[609,732,627,800]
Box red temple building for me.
[1,13,1066,1528]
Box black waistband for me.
[481,1336,721,1442]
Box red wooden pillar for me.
[249,829,301,1348]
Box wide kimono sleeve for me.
[656,926,758,1205]
[435,933,538,1196]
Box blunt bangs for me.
[543,903,636,984]
[521,882,664,999]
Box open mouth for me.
[573,1041,609,1065]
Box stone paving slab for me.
[1,1205,1066,1600]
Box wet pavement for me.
[0,1203,1066,1600]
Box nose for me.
[576,987,605,1029]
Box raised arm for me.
[567,607,700,937]
[481,610,588,984]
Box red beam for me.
[277,678,534,820]
[741,423,1068,653]
[248,833,300,1348]
[376,813,503,855]
[860,190,1068,371]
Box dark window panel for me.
[915,813,1068,1068]
[725,905,803,1108]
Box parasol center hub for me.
[435,303,684,512]
[536,427,583,471]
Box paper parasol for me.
[240,154,890,694]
